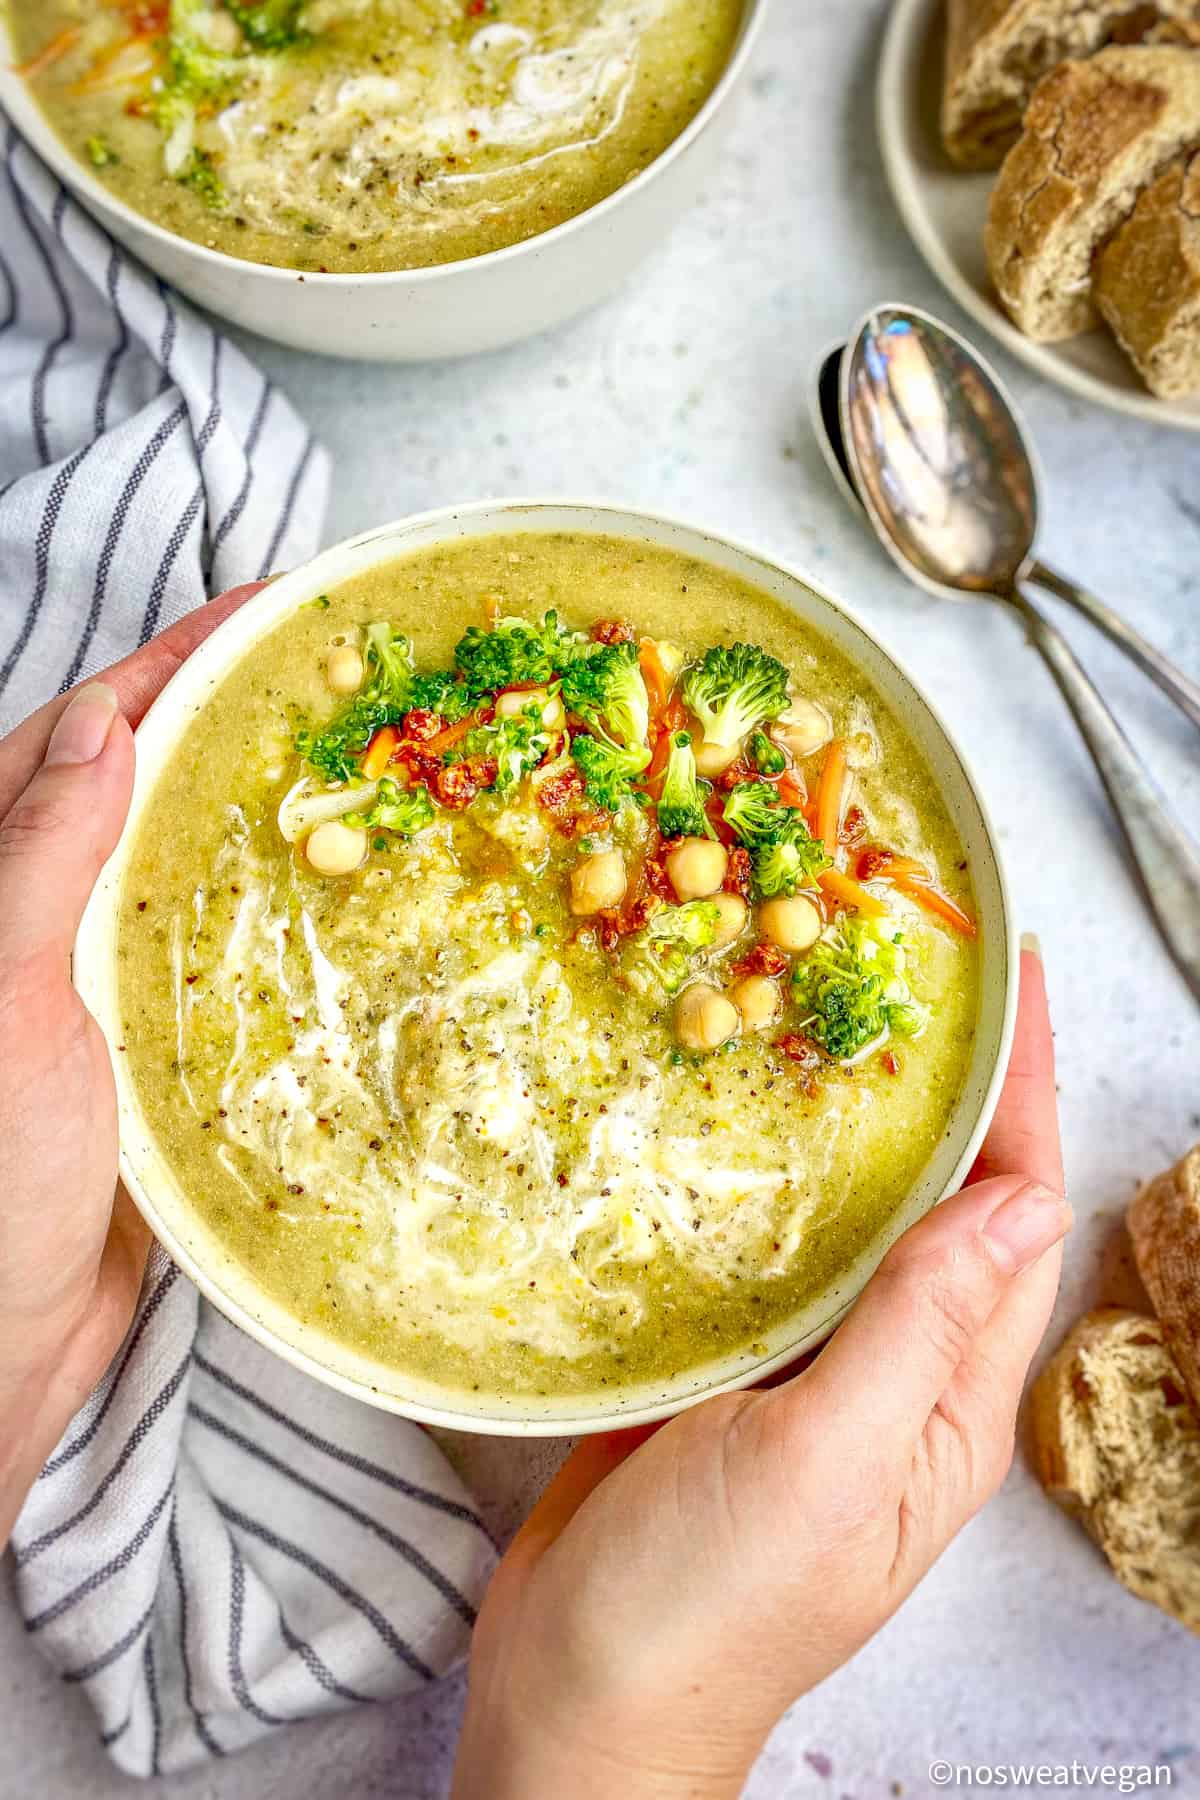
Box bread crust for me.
[1128,1143,1200,1402]
[943,0,1200,170]
[985,46,1200,341]
[1095,152,1200,393]
[1032,1307,1200,1632]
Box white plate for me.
[876,0,1200,433]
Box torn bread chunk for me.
[1032,1308,1200,1634]
[1129,1144,1200,1401]
[985,46,1200,340]
[1096,151,1200,393]
[944,0,1200,171]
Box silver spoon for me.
[812,302,1200,1001]
[811,331,1200,730]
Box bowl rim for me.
[0,0,768,289]
[75,496,1018,1436]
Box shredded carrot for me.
[818,867,887,920]
[420,713,477,757]
[855,847,978,939]
[361,725,402,780]
[776,769,807,810]
[643,728,674,796]
[639,638,671,722]
[815,739,847,853]
[890,872,978,939]
[16,25,80,79]
[68,31,158,94]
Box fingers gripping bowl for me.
[75,502,1017,1434]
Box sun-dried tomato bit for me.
[881,1049,901,1076]
[590,618,636,645]
[722,846,752,896]
[732,942,790,979]
[433,758,496,809]
[776,1033,822,1069]
[401,708,444,743]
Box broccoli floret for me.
[455,707,554,794]
[86,135,119,168]
[722,780,784,845]
[406,669,474,722]
[363,623,414,700]
[792,919,927,1061]
[454,611,585,697]
[348,778,435,839]
[181,149,226,209]
[682,643,790,753]
[226,0,309,50]
[560,640,650,753]
[750,811,830,898]
[657,733,713,840]
[295,623,414,782]
[571,730,650,812]
[164,0,239,97]
[751,730,787,777]
[626,901,721,996]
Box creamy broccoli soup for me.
[117,533,979,1399]
[12,0,742,273]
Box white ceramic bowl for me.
[75,499,1017,1435]
[0,3,766,362]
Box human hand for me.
[453,946,1069,1800]
[0,585,266,1547]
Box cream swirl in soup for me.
[13,0,743,272]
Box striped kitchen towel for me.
[2,120,497,1778]
[0,117,327,731]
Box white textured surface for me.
[5,2,1200,1794]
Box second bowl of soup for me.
[0,1,763,359]
[75,501,1015,1432]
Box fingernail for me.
[1020,930,1043,960]
[45,683,119,767]
[982,1182,1072,1274]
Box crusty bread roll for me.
[985,46,1200,342]
[1095,152,1200,394]
[943,0,1200,171]
[1129,1144,1200,1401]
[1031,1308,1200,1633]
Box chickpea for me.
[694,738,742,778]
[709,891,748,949]
[675,983,740,1053]
[770,698,831,762]
[569,850,626,916]
[729,974,783,1031]
[495,687,566,730]
[665,837,728,902]
[758,894,822,954]
[326,644,364,695]
[306,820,368,877]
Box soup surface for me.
[11,0,742,272]
[117,532,980,1400]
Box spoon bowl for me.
[841,308,1038,600]
[814,302,1200,1003]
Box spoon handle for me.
[1030,559,1200,733]
[1013,585,1200,1002]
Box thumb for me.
[0,683,134,966]
[796,1174,1072,1470]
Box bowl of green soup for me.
[0,0,764,360]
[75,500,1016,1433]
